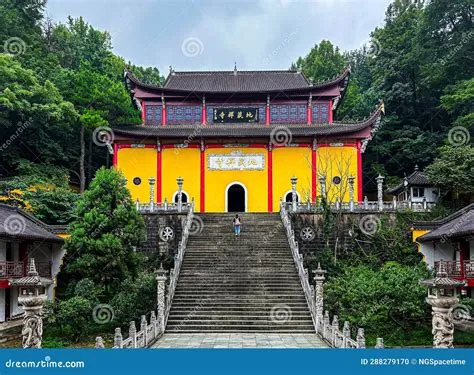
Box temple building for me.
[113,66,384,213]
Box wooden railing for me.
[0,261,51,279]
[434,260,474,279]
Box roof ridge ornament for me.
[169,65,175,75]
[234,62,237,76]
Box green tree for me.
[324,261,430,346]
[64,167,145,296]
[440,78,474,129]
[426,145,474,198]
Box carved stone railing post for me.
[375,338,384,348]
[150,311,158,339]
[12,258,47,349]
[291,176,298,212]
[363,196,368,210]
[376,175,384,211]
[331,315,339,347]
[342,321,350,348]
[176,176,184,213]
[392,196,397,210]
[114,327,123,348]
[164,198,168,211]
[148,177,155,211]
[313,263,326,331]
[323,310,330,340]
[357,328,366,348]
[348,175,355,211]
[95,336,105,348]
[141,315,147,346]
[156,263,168,333]
[129,321,137,348]
[422,267,465,348]
[135,198,140,211]
[319,175,327,199]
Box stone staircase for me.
[166,213,315,333]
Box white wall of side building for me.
[420,241,456,269]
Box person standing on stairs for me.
[233,214,241,236]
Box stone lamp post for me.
[422,267,466,348]
[176,176,184,213]
[376,174,384,211]
[11,258,47,348]
[156,263,168,333]
[318,175,327,200]
[348,175,355,211]
[290,176,298,212]
[313,263,327,330]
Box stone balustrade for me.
[280,201,384,349]
[136,200,192,214]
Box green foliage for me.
[325,262,431,346]
[426,145,474,196]
[111,271,157,326]
[440,79,474,129]
[56,296,93,342]
[64,167,145,296]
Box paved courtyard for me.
[151,333,328,348]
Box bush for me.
[111,271,156,326]
[56,296,93,342]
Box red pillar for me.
[328,100,333,124]
[265,102,270,125]
[157,148,162,202]
[202,103,207,125]
[267,147,273,212]
[200,147,205,212]
[112,143,118,167]
[162,106,166,126]
[311,147,317,201]
[357,141,363,202]
[141,101,146,123]
[307,103,312,125]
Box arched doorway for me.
[226,183,246,212]
[284,191,299,203]
[173,191,189,203]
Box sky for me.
[45,0,392,76]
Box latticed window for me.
[167,105,201,125]
[145,105,162,126]
[312,103,330,123]
[270,104,307,123]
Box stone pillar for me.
[357,328,366,348]
[323,310,330,340]
[129,321,137,348]
[348,175,355,211]
[331,315,339,347]
[148,177,155,210]
[422,267,465,348]
[114,327,123,348]
[15,258,47,349]
[156,263,168,333]
[376,174,384,211]
[375,338,384,348]
[291,176,298,212]
[141,315,147,347]
[392,196,397,210]
[342,321,350,348]
[150,311,157,339]
[313,263,326,331]
[364,196,368,210]
[95,336,105,348]
[318,175,327,199]
[177,176,184,213]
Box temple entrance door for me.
[226,184,246,212]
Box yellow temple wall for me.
[117,147,157,203]
[161,147,201,209]
[316,146,359,202]
[116,144,360,212]
[272,147,312,210]
[204,147,268,212]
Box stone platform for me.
[151,333,328,348]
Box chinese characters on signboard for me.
[213,108,259,123]
[208,154,265,170]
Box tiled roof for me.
[387,168,432,194]
[113,102,383,139]
[416,204,474,242]
[124,67,351,93]
[0,204,64,243]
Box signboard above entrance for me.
[208,153,265,170]
[213,108,259,123]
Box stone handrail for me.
[284,198,434,214]
[280,202,318,331]
[165,202,194,327]
[136,201,192,214]
[95,311,163,349]
[316,311,368,348]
